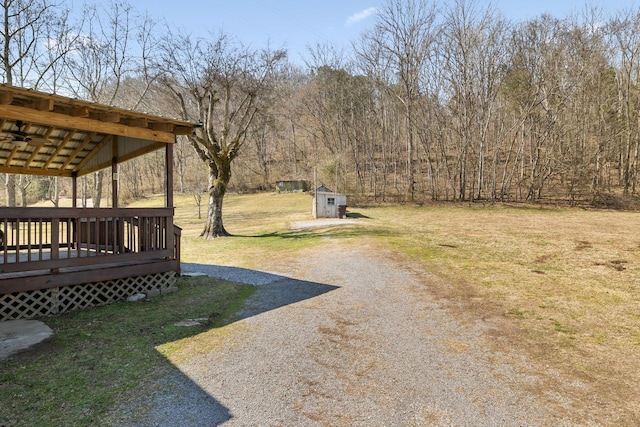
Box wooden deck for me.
[0,207,181,295]
[0,85,194,319]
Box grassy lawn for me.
[169,192,640,418]
[363,203,640,417]
[0,277,255,427]
[2,191,639,423]
[169,192,640,417]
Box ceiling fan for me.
[0,120,53,147]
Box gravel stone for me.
[114,243,579,426]
[126,293,146,302]
[0,320,54,361]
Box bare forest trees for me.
[0,0,64,87]
[608,10,640,195]
[0,0,162,207]
[441,0,509,201]
[357,0,439,201]
[297,2,640,206]
[5,0,640,213]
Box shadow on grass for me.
[119,265,339,426]
[181,263,339,321]
[234,226,391,241]
[0,266,338,427]
[346,211,370,219]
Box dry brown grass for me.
[365,203,640,424]
[133,193,640,423]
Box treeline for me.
[4,0,640,207]
[277,2,640,206]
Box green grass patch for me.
[0,276,255,427]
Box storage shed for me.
[313,191,347,219]
[275,180,309,193]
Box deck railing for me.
[0,207,180,294]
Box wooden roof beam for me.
[33,98,54,111]
[73,134,111,173]
[0,163,71,177]
[5,145,19,165]
[24,143,47,167]
[0,104,175,144]
[93,111,121,123]
[70,106,90,117]
[174,125,193,135]
[25,150,45,168]
[149,122,174,132]
[0,91,14,105]
[75,137,118,176]
[122,117,148,127]
[78,140,165,177]
[0,84,195,129]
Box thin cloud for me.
[346,7,378,26]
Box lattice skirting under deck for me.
[0,272,176,321]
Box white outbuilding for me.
[313,189,347,218]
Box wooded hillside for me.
[4,0,640,208]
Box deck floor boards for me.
[0,247,170,281]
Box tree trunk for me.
[51,177,59,207]
[201,161,232,238]
[93,171,103,208]
[82,176,88,207]
[5,174,15,207]
[19,182,27,207]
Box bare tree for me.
[59,0,160,207]
[174,136,193,194]
[441,0,509,201]
[65,1,130,102]
[33,5,77,92]
[0,0,74,206]
[607,8,640,195]
[16,174,30,206]
[192,190,203,219]
[0,0,60,86]
[159,31,286,238]
[357,0,439,201]
[250,111,276,188]
[47,176,59,206]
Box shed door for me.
[327,197,337,217]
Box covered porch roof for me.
[0,84,195,178]
[0,86,195,320]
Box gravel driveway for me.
[115,241,576,426]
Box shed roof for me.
[0,85,196,178]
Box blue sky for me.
[137,0,638,63]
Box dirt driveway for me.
[115,240,587,426]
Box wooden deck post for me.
[72,173,77,208]
[166,138,174,208]
[165,139,175,259]
[51,218,59,273]
[112,137,119,208]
